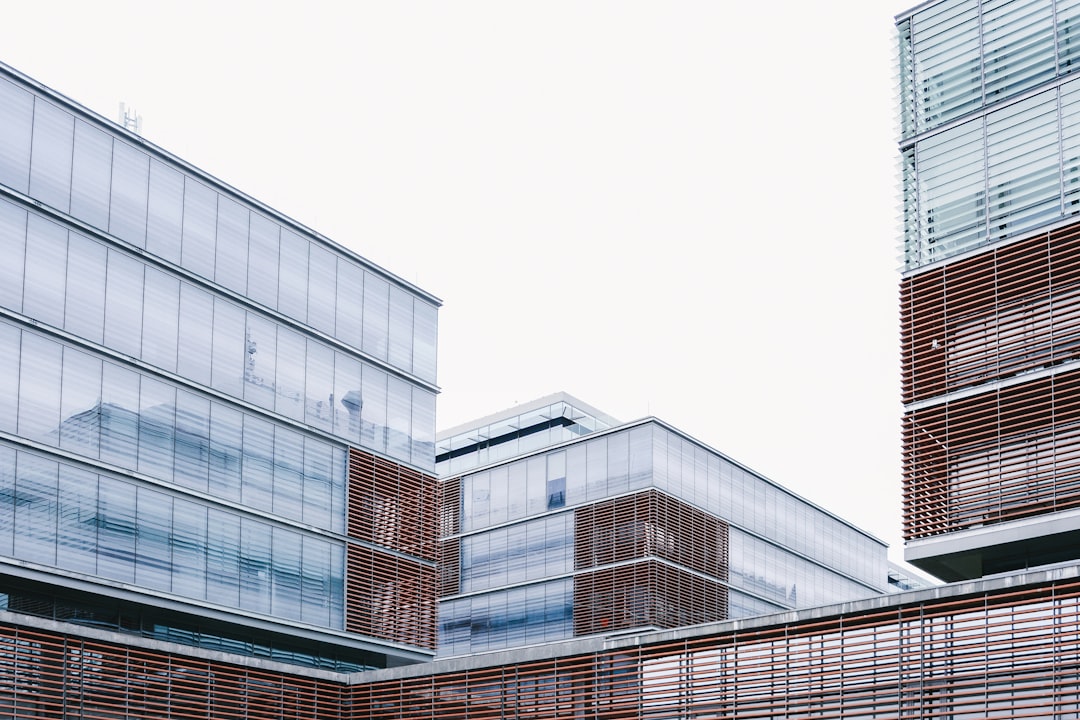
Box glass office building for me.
[899,0,1080,580]
[0,61,440,671]
[436,394,887,656]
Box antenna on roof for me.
[118,102,143,135]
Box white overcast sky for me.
[2,1,918,568]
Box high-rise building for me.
[898,0,1080,581]
[436,393,888,655]
[0,60,440,672]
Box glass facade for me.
[899,0,1080,269]
[436,396,617,476]
[439,419,887,655]
[0,62,440,666]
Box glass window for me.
[272,427,304,520]
[413,300,438,384]
[206,508,241,606]
[142,267,180,373]
[302,437,333,529]
[174,390,210,493]
[274,327,306,421]
[246,212,279,308]
[214,195,249,293]
[239,518,272,614]
[241,415,274,512]
[97,474,136,582]
[59,346,102,459]
[28,98,74,212]
[362,273,390,361]
[307,243,337,336]
[301,536,332,626]
[135,487,173,591]
[177,283,214,387]
[181,179,217,280]
[305,340,335,434]
[0,77,33,193]
[172,497,207,599]
[0,446,13,556]
[335,260,364,350]
[146,159,185,263]
[387,285,414,373]
[65,232,107,345]
[332,353,363,444]
[272,527,303,621]
[56,466,98,574]
[99,362,140,468]
[360,367,387,454]
[386,376,412,461]
[109,141,150,247]
[104,248,145,358]
[211,298,245,398]
[70,119,113,231]
[277,229,308,323]
[243,312,277,409]
[0,324,20,434]
[137,376,175,482]
[208,403,243,502]
[0,199,26,313]
[23,214,68,330]
[13,452,58,565]
[17,332,62,444]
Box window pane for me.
[23,214,68,329]
[209,403,242,502]
[70,120,113,231]
[181,179,217,280]
[13,452,58,565]
[0,199,27,313]
[307,243,336,335]
[247,213,279,308]
[172,498,207,600]
[272,427,304,521]
[0,324,20,434]
[142,267,180,373]
[241,415,274,512]
[59,346,102,460]
[28,98,74,212]
[275,327,306,421]
[211,298,244,398]
[387,285,413,373]
[278,229,308,322]
[240,518,271,614]
[174,390,210,493]
[104,249,145,358]
[97,475,136,582]
[146,159,184,263]
[135,487,173,591]
[214,195,249,293]
[39,469,89,566]
[206,508,240,606]
[243,312,277,409]
[305,340,334,433]
[362,273,389,360]
[99,363,140,468]
[335,260,364,349]
[138,376,175,482]
[177,283,213,387]
[18,332,62,443]
[109,141,149,247]
[0,77,33,193]
[65,233,107,344]
[413,300,438,384]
